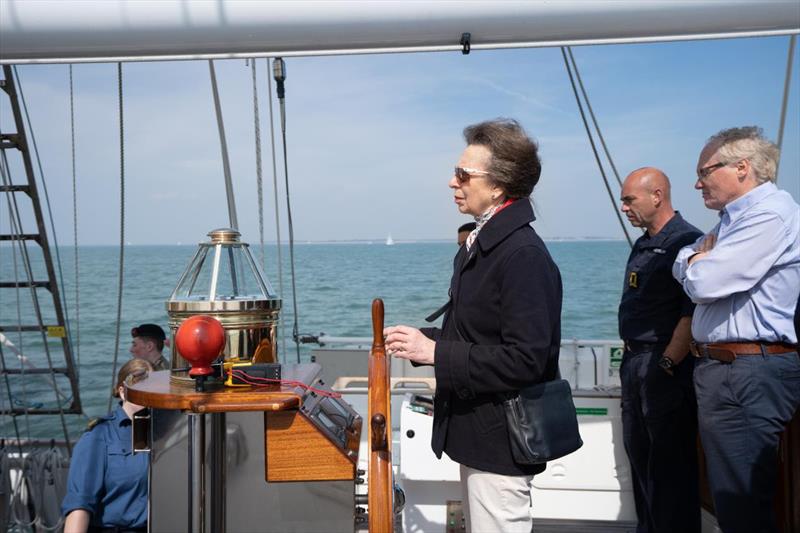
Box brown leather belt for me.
[690,341,797,363]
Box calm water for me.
[0,240,629,439]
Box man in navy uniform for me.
[673,126,799,533]
[618,167,703,533]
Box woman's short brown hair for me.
[463,118,541,198]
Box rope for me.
[775,34,796,183]
[69,64,81,378]
[208,60,239,230]
[566,47,623,188]
[107,63,126,412]
[250,60,266,268]
[560,47,633,248]
[266,60,287,360]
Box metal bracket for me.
[460,32,471,55]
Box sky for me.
[1,35,798,245]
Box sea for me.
[0,240,630,440]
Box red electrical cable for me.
[228,369,342,399]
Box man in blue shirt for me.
[618,167,702,533]
[673,126,800,533]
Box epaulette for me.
[85,413,113,432]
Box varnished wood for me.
[264,410,355,482]
[370,413,387,451]
[125,364,321,413]
[368,299,393,533]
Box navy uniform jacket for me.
[61,405,148,529]
[422,199,563,476]
[619,212,702,343]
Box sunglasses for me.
[697,161,727,180]
[454,166,490,184]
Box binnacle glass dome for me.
[169,228,278,305]
[167,229,281,379]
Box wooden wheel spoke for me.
[367,299,393,532]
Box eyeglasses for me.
[697,161,727,179]
[454,166,490,183]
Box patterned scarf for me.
[465,199,514,251]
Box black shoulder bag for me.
[441,300,583,465]
[503,373,583,465]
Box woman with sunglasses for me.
[385,118,562,532]
[62,358,153,533]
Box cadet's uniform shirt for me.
[61,405,148,529]
[619,212,702,343]
[152,354,169,372]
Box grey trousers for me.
[694,351,800,533]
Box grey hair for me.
[463,118,541,198]
[706,126,780,184]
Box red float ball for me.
[175,315,225,377]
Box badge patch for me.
[628,271,638,288]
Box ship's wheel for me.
[367,298,395,532]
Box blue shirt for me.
[672,182,800,344]
[61,405,148,528]
[619,212,702,343]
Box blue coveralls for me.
[61,405,148,531]
[618,212,703,533]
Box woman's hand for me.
[384,325,436,365]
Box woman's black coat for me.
[422,199,563,476]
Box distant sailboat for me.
[385,234,395,246]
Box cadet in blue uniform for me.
[62,359,152,533]
[618,168,703,533]
[674,127,800,533]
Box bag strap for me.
[425,300,451,323]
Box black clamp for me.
[460,32,471,55]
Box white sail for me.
[1,0,798,64]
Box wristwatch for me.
[658,355,676,372]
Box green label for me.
[609,346,624,369]
[576,407,608,416]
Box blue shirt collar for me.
[112,403,131,427]
[721,182,777,223]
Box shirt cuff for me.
[61,492,96,517]
[672,246,696,282]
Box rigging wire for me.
[272,58,301,364]
[560,47,633,248]
[1,154,35,442]
[566,47,624,188]
[12,66,77,367]
[266,60,288,361]
[69,64,81,379]
[0,157,28,459]
[107,63,126,413]
[2,81,74,448]
[209,60,239,230]
[250,60,266,268]
[775,34,796,183]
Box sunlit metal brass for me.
[166,229,281,384]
